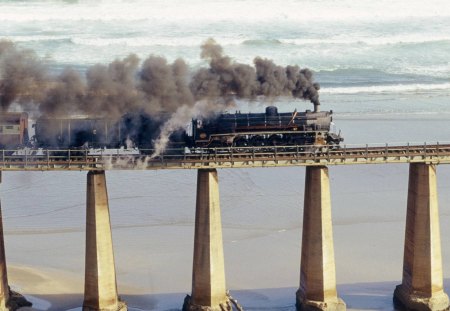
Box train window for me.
[5,126,13,130]
[0,127,2,133]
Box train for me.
[0,106,343,153]
[192,106,342,149]
[0,113,30,149]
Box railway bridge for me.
[1,143,450,311]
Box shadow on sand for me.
[22,279,450,311]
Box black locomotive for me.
[0,106,343,153]
[192,106,342,149]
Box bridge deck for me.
[0,143,450,171]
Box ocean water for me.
[2,1,450,311]
[1,0,450,99]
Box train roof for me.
[0,112,28,120]
[36,115,114,120]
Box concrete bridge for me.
[0,143,449,310]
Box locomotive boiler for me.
[191,106,342,149]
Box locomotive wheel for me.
[208,140,224,148]
[233,138,249,152]
[250,135,265,147]
[268,134,283,146]
[233,138,249,147]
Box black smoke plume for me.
[0,40,49,112]
[0,38,320,117]
[140,56,195,114]
[0,38,321,152]
[192,38,321,109]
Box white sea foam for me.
[70,36,243,47]
[2,35,70,42]
[321,83,450,94]
[23,295,52,310]
[8,33,448,56]
[0,0,449,23]
[279,34,450,47]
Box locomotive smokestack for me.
[314,100,320,112]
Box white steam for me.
[151,100,235,158]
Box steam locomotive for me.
[192,106,342,149]
[0,106,343,153]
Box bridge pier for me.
[0,172,31,311]
[83,171,127,311]
[296,166,345,311]
[0,200,10,311]
[394,163,449,311]
[183,169,236,311]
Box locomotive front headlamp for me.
[199,133,207,139]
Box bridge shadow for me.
[21,279,450,311]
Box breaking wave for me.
[321,83,450,95]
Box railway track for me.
[0,143,450,171]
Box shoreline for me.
[8,262,448,311]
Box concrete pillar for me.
[394,163,449,310]
[183,169,233,311]
[296,166,345,311]
[83,171,126,311]
[0,171,31,311]
[0,200,9,311]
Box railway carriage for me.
[34,117,121,148]
[0,112,29,149]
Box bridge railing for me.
[1,141,450,170]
